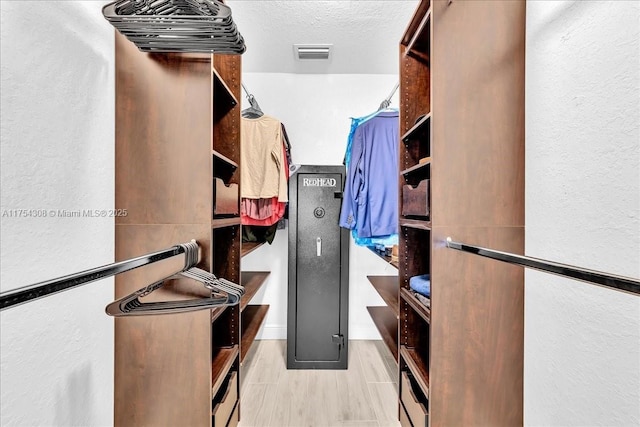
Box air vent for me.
[294,44,332,60]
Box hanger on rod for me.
[241,83,264,118]
[105,241,244,316]
[378,82,400,111]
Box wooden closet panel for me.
[115,32,212,226]
[430,225,523,427]
[430,0,525,228]
[212,55,241,186]
[114,224,211,427]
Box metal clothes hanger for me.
[378,82,400,111]
[102,0,246,54]
[105,241,244,316]
[241,83,264,118]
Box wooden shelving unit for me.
[400,160,430,179]
[399,218,432,231]
[211,345,239,396]
[400,345,429,397]
[241,241,265,258]
[213,149,238,183]
[396,1,525,426]
[401,113,431,143]
[367,246,399,269]
[400,288,430,324]
[114,32,245,426]
[367,276,399,314]
[241,271,270,311]
[213,67,238,113]
[212,217,241,229]
[240,305,270,362]
[367,306,398,361]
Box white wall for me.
[0,2,115,426]
[525,1,640,426]
[241,73,399,340]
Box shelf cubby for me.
[241,305,270,362]
[367,306,399,361]
[367,275,399,315]
[240,271,270,311]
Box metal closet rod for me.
[0,242,195,311]
[445,237,640,296]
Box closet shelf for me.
[241,242,265,258]
[211,306,229,324]
[402,112,431,143]
[402,6,431,63]
[401,159,431,177]
[213,149,239,183]
[367,306,399,361]
[367,246,399,269]
[400,345,430,398]
[367,275,399,315]
[213,67,238,111]
[240,271,270,312]
[211,345,239,397]
[212,217,241,229]
[400,288,431,324]
[400,218,432,231]
[241,305,270,362]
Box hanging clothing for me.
[241,115,288,202]
[340,111,399,239]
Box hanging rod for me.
[445,237,640,296]
[379,82,400,110]
[0,241,196,311]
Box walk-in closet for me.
[2,1,639,427]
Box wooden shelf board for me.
[400,288,431,324]
[241,241,266,258]
[212,149,239,170]
[211,306,228,324]
[240,271,270,312]
[367,275,399,315]
[400,345,430,398]
[211,345,239,397]
[367,306,398,361]
[400,218,432,231]
[212,217,241,229]
[212,67,238,109]
[401,159,431,177]
[404,8,431,61]
[367,246,399,270]
[401,112,431,143]
[241,305,270,362]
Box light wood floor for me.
[239,340,400,427]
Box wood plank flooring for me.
[239,340,399,427]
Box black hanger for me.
[105,241,244,316]
[241,83,264,118]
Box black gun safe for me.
[287,165,349,369]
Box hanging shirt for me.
[340,111,399,238]
[241,115,288,202]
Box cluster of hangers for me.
[102,0,246,54]
[105,240,244,317]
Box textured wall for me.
[241,72,400,339]
[525,1,640,425]
[0,2,115,426]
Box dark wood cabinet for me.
[114,30,264,426]
[397,1,525,426]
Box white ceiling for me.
[227,0,419,74]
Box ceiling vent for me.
[294,44,332,60]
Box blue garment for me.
[409,274,431,298]
[339,111,399,238]
[343,111,388,167]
